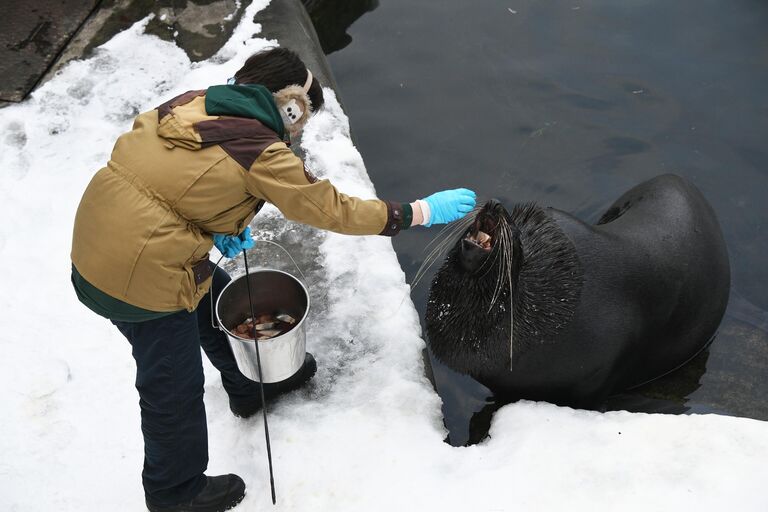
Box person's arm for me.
[245,143,475,235]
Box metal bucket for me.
[215,269,310,383]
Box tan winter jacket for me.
[71,90,405,312]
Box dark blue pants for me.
[112,268,259,506]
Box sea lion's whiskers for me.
[475,220,504,283]
[423,205,481,252]
[508,260,514,370]
[424,217,466,252]
[487,241,505,306]
[412,214,476,290]
[427,216,474,257]
[420,216,473,266]
[477,213,509,297]
[419,221,467,272]
[489,215,511,307]
[500,216,515,367]
[485,214,516,368]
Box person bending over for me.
[70,47,475,512]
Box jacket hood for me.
[155,86,286,151]
[205,84,285,138]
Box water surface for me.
[311,0,768,445]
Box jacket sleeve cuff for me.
[379,201,410,236]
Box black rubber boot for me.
[229,352,317,419]
[146,474,246,512]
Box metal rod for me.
[210,255,225,329]
[242,248,277,505]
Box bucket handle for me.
[210,238,309,330]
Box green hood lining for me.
[205,84,285,139]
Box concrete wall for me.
[3,0,339,110]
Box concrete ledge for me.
[2,0,342,124]
[3,0,256,105]
[0,0,100,102]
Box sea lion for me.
[425,174,730,408]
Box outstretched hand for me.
[422,188,477,227]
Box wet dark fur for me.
[425,174,730,407]
[426,204,583,377]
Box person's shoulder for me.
[255,141,301,168]
[156,90,207,119]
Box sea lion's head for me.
[424,199,523,379]
[424,200,582,383]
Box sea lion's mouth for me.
[464,207,500,252]
[459,199,507,273]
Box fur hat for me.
[273,70,314,138]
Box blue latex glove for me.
[238,227,256,251]
[213,227,255,258]
[422,188,477,227]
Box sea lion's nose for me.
[485,198,503,213]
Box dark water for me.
[306,0,768,445]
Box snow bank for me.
[1,1,766,511]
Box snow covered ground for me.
[1,1,767,510]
